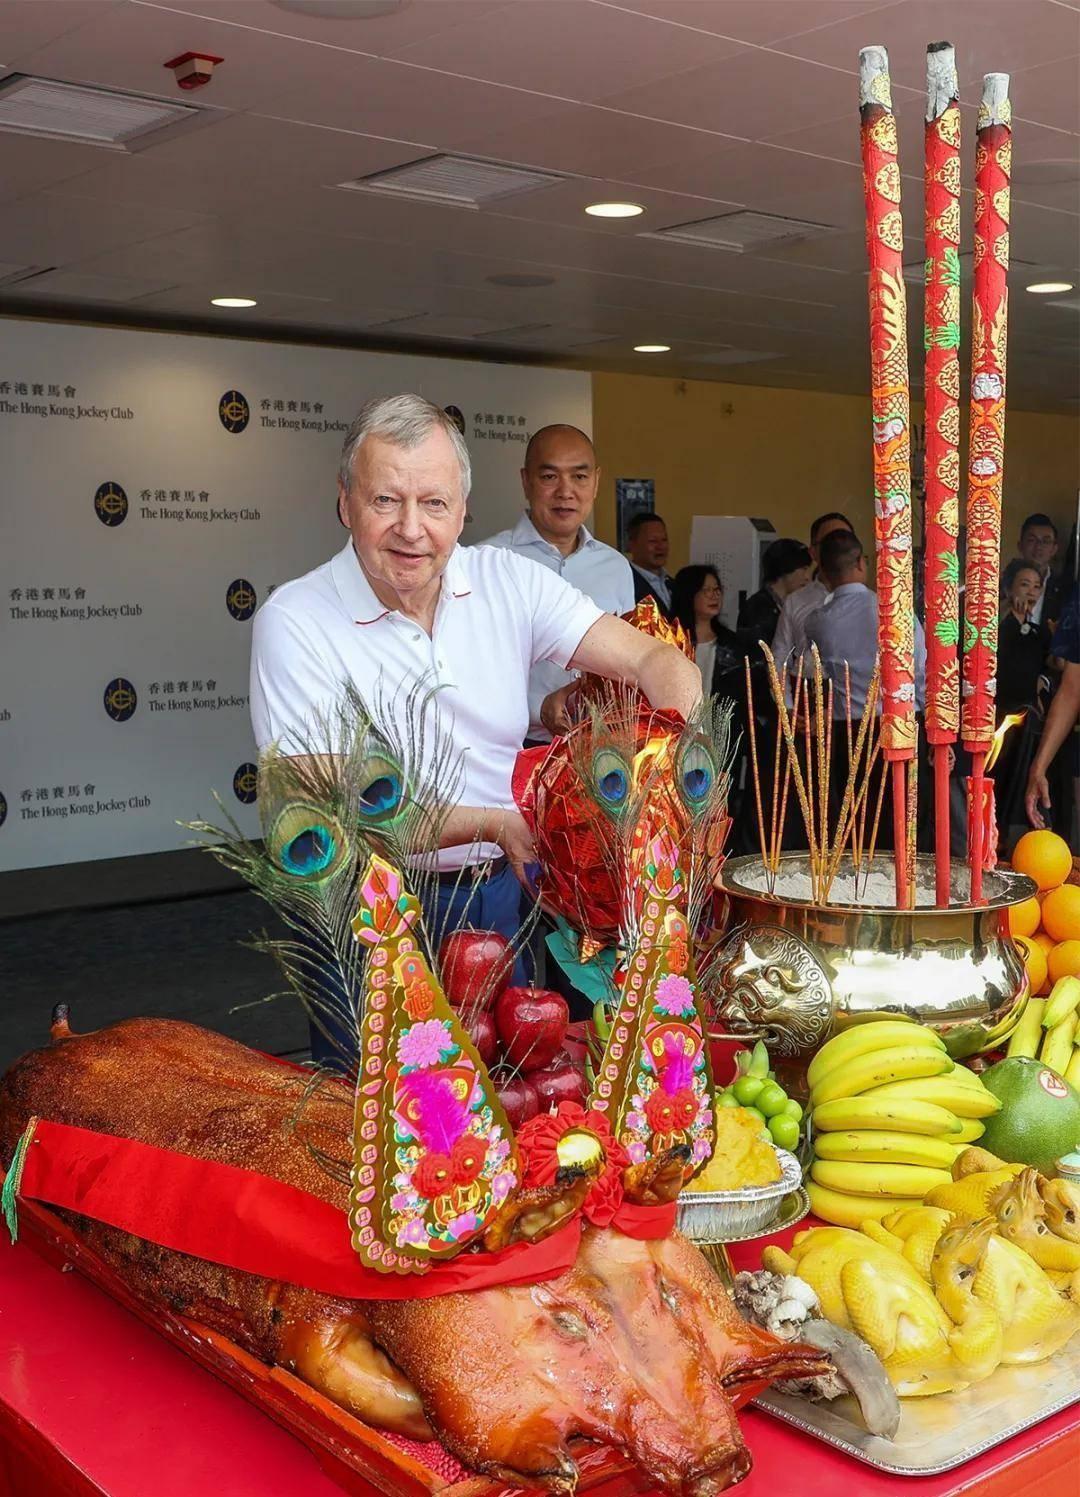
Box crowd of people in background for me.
[666,508,1076,852]
[473,418,1077,852]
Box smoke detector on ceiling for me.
[337,155,565,209]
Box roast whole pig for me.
[0,1015,825,1493]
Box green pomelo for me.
[979,1057,1080,1173]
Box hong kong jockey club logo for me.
[444,405,465,436]
[94,481,128,527]
[219,389,249,434]
[233,762,258,805]
[226,578,257,621]
[103,677,137,723]
[0,791,6,829]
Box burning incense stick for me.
[745,655,770,885]
[923,42,962,907]
[962,71,1012,904]
[859,45,918,908]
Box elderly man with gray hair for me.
[250,394,700,1056]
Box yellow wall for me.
[591,371,1080,577]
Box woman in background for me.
[670,565,742,697]
[737,539,813,648]
[671,564,765,853]
[994,564,1052,841]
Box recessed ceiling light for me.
[634,343,670,353]
[585,202,644,219]
[211,296,257,308]
[1026,280,1073,294]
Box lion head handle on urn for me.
[703,924,836,1060]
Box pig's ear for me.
[622,1144,692,1206]
[482,1172,592,1252]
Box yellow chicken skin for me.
[928,1218,1004,1383]
[1037,1176,1080,1246]
[972,1234,1080,1364]
[864,1207,953,1281]
[925,1168,1026,1219]
[770,1228,987,1397]
[990,1170,1080,1274]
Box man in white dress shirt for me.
[804,530,926,717]
[484,424,635,741]
[771,510,854,691]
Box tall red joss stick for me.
[923,43,962,907]
[962,73,1011,905]
[859,46,917,908]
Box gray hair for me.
[338,393,471,499]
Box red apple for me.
[494,1072,540,1130]
[438,929,514,1011]
[462,1009,497,1067]
[494,986,569,1073]
[530,1057,588,1111]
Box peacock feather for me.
[188,680,482,1076]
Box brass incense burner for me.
[709,854,1035,1067]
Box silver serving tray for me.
[755,1340,1080,1475]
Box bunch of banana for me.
[1009,977,1080,1085]
[806,1021,1001,1226]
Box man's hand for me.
[539,682,578,737]
[487,808,537,887]
[1025,767,1051,830]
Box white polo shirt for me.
[250,540,602,867]
[484,513,635,739]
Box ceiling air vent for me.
[645,211,834,253]
[0,75,198,149]
[337,154,565,209]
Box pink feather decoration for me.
[406,1070,469,1154]
[659,1032,695,1096]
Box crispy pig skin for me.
[0,1017,431,1439]
[0,1018,826,1493]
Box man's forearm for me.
[437,805,502,849]
[636,640,703,720]
[1031,662,1080,775]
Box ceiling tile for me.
[0,132,102,206]
[4,269,177,301]
[0,191,210,265]
[771,0,1080,95]
[187,0,512,57]
[588,1,901,47]
[261,51,561,147]
[596,46,862,139]
[392,1,747,101]
[0,0,123,65]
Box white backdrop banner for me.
[0,318,591,872]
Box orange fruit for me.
[1047,939,1080,986]
[1033,931,1055,954]
[1042,884,1080,944]
[1014,935,1048,998]
[1008,896,1042,939]
[1011,830,1073,892]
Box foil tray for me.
[677,1149,802,1240]
[755,1340,1080,1475]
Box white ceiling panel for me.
[392,0,749,100]
[586,2,904,49]
[0,1,124,66]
